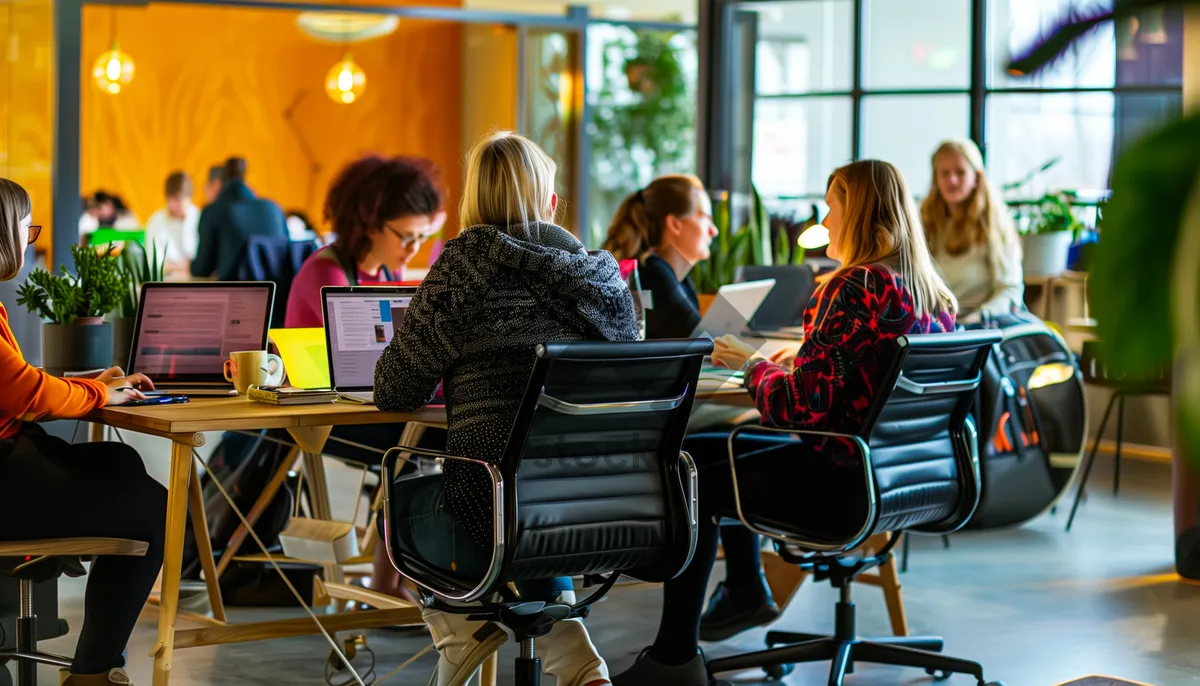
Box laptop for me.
[691,279,776,339]
[128,282,275,396]
[322,285,418,404]
[737,264,817,338]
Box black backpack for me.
[963,312,1086,529]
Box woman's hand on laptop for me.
[97,367,156,406]
[712,334,765,371]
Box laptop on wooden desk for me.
[128,282,275,396]
[322,285,418,405]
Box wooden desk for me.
[89,388,750,685]
[86,398,445,686]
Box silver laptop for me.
[322,285,417,404]
[129,282,275,396]
[692,279,776,339]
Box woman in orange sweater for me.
[0,178,167,686]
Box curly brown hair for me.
[326,155,446,265]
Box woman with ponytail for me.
[603,175,717,340]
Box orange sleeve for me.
[0,336,108,423]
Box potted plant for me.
[1021,191,1082,277]
[693,187,803,312]
[16,244,129,374]
[112,240,165,367]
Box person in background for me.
[144,171,199,273]
[615,160,957,686]
[203,165,225,205]
[375,131,636,686]
[920,139,1023,322]
[0,178,165,686]
[191,157,287,281]
[603,175,776,640]
[602,174,716,340]
[79,191,138,240]
[285,155,446,329]
[284,154,447,601]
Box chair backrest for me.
[861,330,1002,537]
[496,338,712,585]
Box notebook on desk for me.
[322,285,417,405]
[129,282,275,396]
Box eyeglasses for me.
[385,225,435,249]
[26,225,41,245]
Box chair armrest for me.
[725,424,877,554]
[380,445,507,603]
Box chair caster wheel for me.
[763,663,794,680]
[979,682,1005,686]
[926,668,952,681]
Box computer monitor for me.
[322,286,417,393]
[128,282,275,383]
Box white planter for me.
[1022,232,1074,277]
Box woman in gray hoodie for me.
[375,132,638,686]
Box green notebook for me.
[87,228,145,246]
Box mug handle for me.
[223,359,237,383]
[265,354,285,386]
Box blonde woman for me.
[374,132,638,686]
[920,139,1023,321]
[614,161,956,686]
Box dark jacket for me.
[374,222,640,548]
[190,180,287,281]
[640,253,700,339]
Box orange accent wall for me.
[0,0,54,260]
[80,0,463,266]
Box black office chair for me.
[706,330,1005,686]
[382,339,710,686]
[1065,339,1171,531]
[0,538,148,686]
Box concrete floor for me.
[13,451,1200,686]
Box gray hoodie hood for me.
[449,221,639,342]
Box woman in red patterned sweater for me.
[613,160,957,686]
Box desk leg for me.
[152,440,193,686]
[89,422,105,443]
[188,460,226,623]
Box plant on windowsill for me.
[1021,191,1084,278]
[16,243,129,374]
[1009,0,1200,575]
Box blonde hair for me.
[603,175,705,261]
[0,179,32,281]
[920,139,1020,279]
[459,131,557,229]
[827,160,956,319]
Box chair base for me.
[708,633,992,686]
[0,602,72,686]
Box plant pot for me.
[1022,232,1075,278]
[42,321,113,376]
[111,316,136,368]
[698,293,717,316]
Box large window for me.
[731,0,1184,213]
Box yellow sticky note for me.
[269,328,331,390]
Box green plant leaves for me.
[15,244,130,324]
[1090,113,1200,379]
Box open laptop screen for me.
[322,286,416,392]
[129,283,274,382]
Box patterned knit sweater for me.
[374,222,640,548]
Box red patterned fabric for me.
[744,264,955,464]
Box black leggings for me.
[0,425,167,674]
[652,432,863,664]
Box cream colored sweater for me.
[932,236,1024,321]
